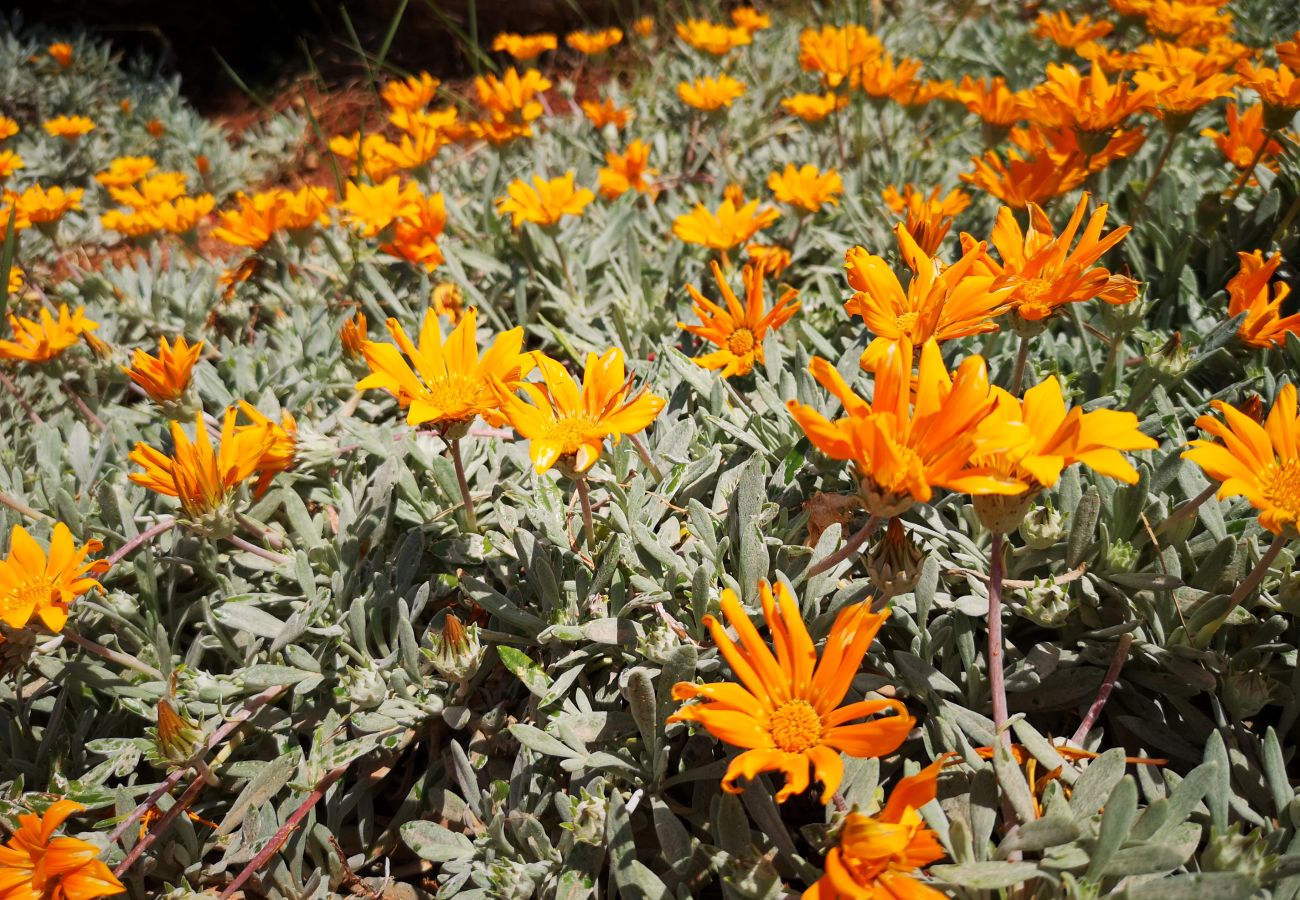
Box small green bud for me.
[1019,504,1065,550]
[1102,539,1138,572]
[866,517,927,597]
[1016,581,1076,628]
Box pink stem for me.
[106,518,177,567]
[1070,633,1134,746]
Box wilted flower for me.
[673,198,778,251]
[496,171,594,228]
[42,115,96,139]
[0,522,109,633]
[0,799,125,899]
[566,28,623,55]
[677,74,746,111]
[767,163,842,214]
[598,140,659,200]
[340,312,367,362]
[1225,250,1299,349]
[123,336,203,406]
[432,282,465,322]
[491,32,557,60]
[679,261,800,377]
[0,304,98,363]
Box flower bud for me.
[564,785,608,845]
[292,424,341,473]
[336,665,386,710]
[1102,538,1137,572]
[1148,331,1191,383]
[147,699,203,768]
[1016,581,1076,628]
[1019,504,1065,550]
[427,613,484,682]
[1202,824,1275,880]
[488,859,538,900]
[866,517,926,597]
[973,490,1037,535]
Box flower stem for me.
[1070,632,1134,746]
[575,477,596,549]
[112,771,206,877]
[1010,335,1031,395]
[448,438,478,533]
[225,534,290,566]
[0,490,50,522]
[62,630,164,681]
[1225,532,1289,620]
[988,532,1011,749]
[0,371,41,425]
[1154,482,1217,536]
[107,517,177,567]
[1130,128,1179,223]
[628,432,663,481]
[806,515,881,579]
[552,232,576,299]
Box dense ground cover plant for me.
[1,0,1300,896]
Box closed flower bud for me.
[1016,581,1076,627]
[1148,331,1191,383]
[1102,538,1138,572]
[564,785,608,845]
[147,699,204,768]
[292,424,341,472]
[866,517,927,597]
[1019,504,1065,550]
[336,665,386,710]
[973,490,1038,535]
[427,613,484,682]
[1202,824,1276,880]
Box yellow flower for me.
[107,172,187,209]
[780,91,848,122]
[236,402,298,497]
[47,42,75,67]
[746,242,792,278]
[787,340,1022,517]
[432,282,465,323]
[798,24,881,89]
[633,16,654,38]
[0,799,125,900]
[123,336,203,404]
[674,19,752,55]
[151,194,216,235]
[494,348,665,475]
[491,32,558,60]
[731,6,771,32]
[0,523,109,633]
[357,307,533,433]
[338,177,422,238]
[680,261,800,377]
[0,117,18,141]
[0,304,98,363]
[580,97,633,129]
[13,184,84,227]
[566,28,623,55]
[94,156,157,187]
[1226,250,1300,349]
[767,163,843,214]
[881,184,971,256]
[100,208,159,239]
[474,67,552,122]
[1184,384,1300,536]
[6,266,22,296]
[671,581,912,803]
[673,198,779,251]
[41,115,96,139]
[380,72,440,113]
[598,140,659,200]
[677,74,746,111]
[0,150,23,182]
[802,758,948,899]
[496,171,594,228]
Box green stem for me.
[448,438,479,533]
[988,532,1011,749]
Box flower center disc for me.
[1011,277,1054,319]
[1263,459,1300,526]
[726,327,756,356]
[893,311,919,335]
[768,699,822,753]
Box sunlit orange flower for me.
[581,97,634,129]
[1225,250,1300,349]
[746,243,792,278]
[273,185,333,231]
[633,16,655,38]
[494,348,664,475]
[671,581,911,802]
[680,261,799,377]
[802,758,948,900]
[962,141,1088,208]
[1237,62,1300,126]
[855,52,923,101]
[843,226,1012,370]
[123,336,203,405]
[1128,38,1249,80]
[236,402,297,497]
[1201,103,1285,170]
[338,177,422,238]
[798,24,881,89]
[673,198,779,251]
[151,195,216,235]
[0,799,124,899]
[491,32,558,60]
[94,155,156,188]
[6,267,23,296]
[881,184,970,256]
[12,184,84,227]
[598,140,659,200]
[474,67,552,123]
[566,28,623,55]
[731,7,770,32]
[788,340,1022,516]
[100,208,159,239]
[768,164,842,214]
[675,19,752,55]
[381,72,440,113]
[340,312,367,361]
[1033,63,1152,138]
[1011,122,1146,176]
[0,523,109,633]
[372,113,448,170]
[107,172,187,209]
[41,115,96,139]
[211,192,280,249]
[0,305,97,363]
[1279,32,1300,71]
[1144,0,1232,44]
[0,117,17,141]
[954,76,1032,128]
[780,91,848,122]
[1032,10,1114,48]
[1185,383,1300,536]
[677,74,746,111]
[496,171,594,228]
[381,190,447,270]
[1132,69,1238,125]
[0,150,22,182]
[47,42,75,67]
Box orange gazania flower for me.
[802,758,948,900]
[0,305,98,364]
[671,581,912,803]
[788,340,1023,516]
[855,52,923,101]
[767,163,843,214]
[843,226,1012,370]
[881,184,971,256]
[598,140,659,200]
[340,312,367,361]
[380,72,440,113]
[780,92,848,122]
[1184,384,1300,536]
[1144,0,1232,44]
[151,195,216,235]
[633,16,654,38]
[496,171,594,228]
[0,799,124,899]
[1237,62,1300,126]
[1032,63,1152,137]
[746,243,792,278]
[1225,250,1300,349]
[0,523,109,633]
[580,97,633,129]
[675,19,752,55]
[123,336,203,405]
[236,402,297,497]
[677,74,746,111]
[338,177,422,238]
[12,184,84,227]
[566,28,623,55]
[41,115,96,139]
[47,42,75,67]
[107,171,186,209]
[798,24,881,89]
[964,193,1138,323]
[680,261,800,377]
[731,7,770,32]
[1201,103,1285,170]
[1032,10,1113,48]
[357,307,532,432]
[0,117,17,142]
[961,140,1088,208]
[673,198,778,251]
[474,67,552,123]
[1279,31,1300,71]
[1128,38,1250,80]
[494,348,664,475]
[1132,69,1238,126]
[491,32,558,60]
[381,190,447,270]
[0,150,23,182]
[211,187,330,249]
[953,76,1032,129]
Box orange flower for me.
[0,305,98,363]
[12,184,84,227]
[496,171,594,228]
[566,28,623,55]
[380,190,446,270]
[491,32,557,60]
[432,283,465,323]
[338,177,422,238]
[151,195,216,235]
[843,226,1012,370]
[1143,0,1232,44]
[768,163,843,214]
[1032,63,1152,138]
[211,187,330,249]
[1201,103,1285,170]
[1225,250,1300,349]
[1129,39,1249,80]
[146,119,166,137]
[671,581,911,803]
[1032,10,1114,48]
[107,172,187,209]
[802,759,948,899]
[855,52,923,101]
[94,155,157,188]
[0,799,124,899]
[0,523,109,634]
[1132,69,1238,125]
[123,336,203,405]
[680,261,800,377]
[0,117,18,141]
[494,348,664,475]
[380,72,440,113]
[746,243,792,278]
[633,16,654,38]
[673,197,779,251]
[962,140,1088,208]
[798,24,881,89]
[100,209,159,239]
[340,312,367,361]
[780,92,848,122]
[954,76,1031,128]
[1237,62,1300,126]
[474,67,552,123]
[41,115,96,139]
[0,150,23,182]
[598,140,659,200]
[881,184,970,256]
[236,402,297,498]
[675,19,752,55]
[47,42,75,67]
[580,97,633,129]
[1279,32,1300,71]
[731,7,771,32]
[677,74,746,111]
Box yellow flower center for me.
[726,327,757,356]
[893,311,919,335]
[768,699,822,753]
[1011,277,1054,319]
[423,375,481,418]
[1263,459,1300,525]
[543,414,597,457]
[1,579,48,618]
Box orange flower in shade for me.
[0,799,125,899]
[580,97,633,129]
[41,115,96,139]
[1033,64,1151,138]
[798,24,881,89]
[357,307,532,433]
[47,42,75,67]
[633,16,654,38]
[491,32,558,60]
[566,28,623,55]
[747,243,792,278]
[123,336,203,405]
[12,184,84,227]
[236,402,297,498]
[338,177,422,238]
[0,523,109,633]
[1031,10,1113,48]
[0,305,98,364]
[1225,250,1300,349]
[496,171,594,228]
[881,185,971,256]
[964,193,1138,323]
[675,19,752,55]
[1279,32,1300,71]
[677,74,746,111]
[381,190,447,270]
[670,581,912,803]
[1237,62,1300,126]
[1202,103,1285,170]
[673,198,779,251]
[680,261,800,378]
[1184,384,1300,536]
[494,349,664,475]
[731,7,770,32]
[802,758,947,900]
[953,76,1031,129]
[789,341,1022,516]
[843,226,1012,370]
[474,67,552,124]
[0,117,17,141]
[128,410,274,527]
[340,312,367,361]
[0,150,23,182]
[598,140,659,200]
[780,92,849,122]
[767,163,843,214]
